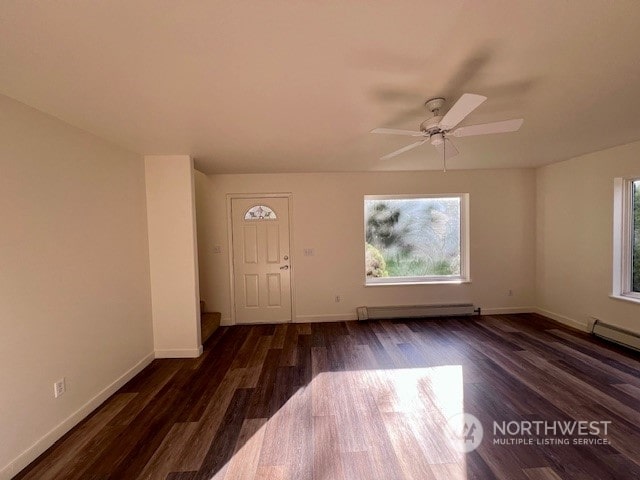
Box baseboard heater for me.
[357,303,478,321]
[591,320,640,353]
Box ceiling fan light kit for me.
[429,132,444,146]
[371,93,524,170]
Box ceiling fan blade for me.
[370,128,424,136]
[439,93,487,130]
[380,140,427,160]
[450,118,524,137]
[434,138,459,159]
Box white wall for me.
[195,169,537,324]
[536,141,640,332]
[145,155,201,357]
[0,94,154,477]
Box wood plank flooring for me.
[15,314,640,479]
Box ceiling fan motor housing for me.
[420,116,442,133]
[421,97,446,133]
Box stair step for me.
[201,312,221,344]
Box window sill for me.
[609,294,640,306]
[365,279,472,287]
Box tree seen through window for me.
[365,196,462,281]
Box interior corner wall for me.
[0,94,154,478]
[536,140,640,333]
[194,169,215,312]
[194,169,537,325]
[145,155,201,357]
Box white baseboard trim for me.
[294,313,358,323]
[215,315,359,326]
[481,306,536,315]
[2,352,155,480]
[534,307,590,332]
[154,345,203,358]
[214,309,582,328]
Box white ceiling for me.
[2,1,640,174]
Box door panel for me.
[232,197,292,324]
[244,274,260,307]
[266,224,280,263]
[266,274,282,307]
[243,225,258,263]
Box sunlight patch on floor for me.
[214,365,468,479]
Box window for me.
[634,180,640,293]
[613,178,640,300]
[244,205,277,220]
[364,194,469,285]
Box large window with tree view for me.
[364,194,469,285]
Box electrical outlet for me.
[304,248,315,256]
[54,378,66,398]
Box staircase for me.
[200,300,221,344]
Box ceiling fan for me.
[371,93,524,169]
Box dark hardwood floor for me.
[15,314,640,479]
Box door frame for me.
[226,192,295,325]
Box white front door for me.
[231,196,292,324]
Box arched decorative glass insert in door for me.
[244,205,277,220]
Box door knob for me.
[280,265,289,270]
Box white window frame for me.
[612,177,640,303]
[364,193,470,286]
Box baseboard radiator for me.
[591,320,640,352]
[357,303,477,321]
